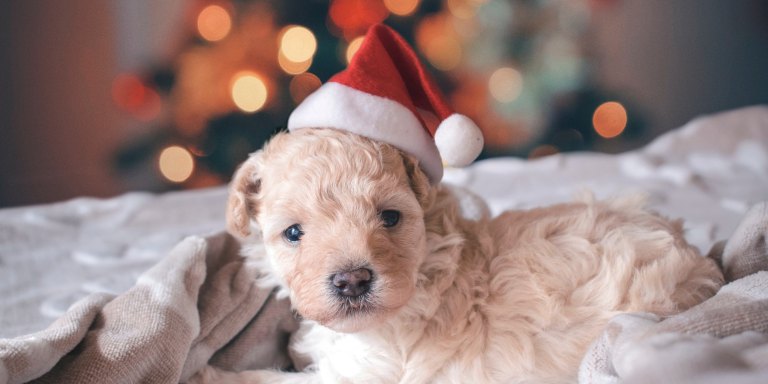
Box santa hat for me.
[287,23,483,184]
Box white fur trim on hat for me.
[434,114,484,167]
[288,82,444,183]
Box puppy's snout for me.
[331,268,373,298]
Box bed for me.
[1,106,767,383]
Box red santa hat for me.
[287,23,483,184]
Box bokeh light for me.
[111,73,162,121]
[489,67,523,103]
[112,74,147,111]
[426,38,462,70]
[278,51,312,75]
[279,25,317,63]
[197,4,232,42]
[383,0,420,16]
[416,16,463,71]
[289,73,322,104]
[159,146,195,183]
[345,36,365,64]
[231,72,268,112]
[593,101,628,138]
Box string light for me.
[279,25,317,63]
[345,36,364,64]
[383,0,420,16]
[230,72,268,113]
[151,0,599,181]
[425,38,462,70]
[197,4,232,42]
[489,67,523,103]
[416,15,462,71]
[278,51,312,75]
[593,101,628,139]
[159,146,194,183]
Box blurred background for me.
[2,0,767,207]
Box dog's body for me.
[200,128,723,383]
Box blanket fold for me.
[1,232,296,384]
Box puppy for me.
[197,128,723,383]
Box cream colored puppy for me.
[197,128,723,383]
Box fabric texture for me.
[0,232,297,384]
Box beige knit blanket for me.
[2,203,767,384]
[0,233,297,384]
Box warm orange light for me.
[345,36,364,64]
[289,73,322,104]
[112,74,146,110]
[111,73,162,121]
[384,0,420,16]
[231,72,268,112]
[424,37,462,70]
[159,146,195,183]
[197,4,232,42]
[489,67,523,103]
[278,51,312,75]
[279,25,317,63]
[593,101,628,139]
[416,15,463,71]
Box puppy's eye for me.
[283,224,304,243]
[380,210,400,228]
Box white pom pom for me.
[434,114,484,167]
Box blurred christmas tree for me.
[113,0,645,191]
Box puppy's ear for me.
[226,152,262,238]
[401,153,434,209]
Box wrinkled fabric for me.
[0,232,297,384]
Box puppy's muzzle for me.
[331,268,373,298]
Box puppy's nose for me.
[331,268,373,297]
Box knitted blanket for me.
[0,232,296,384]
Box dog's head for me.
[227,128,434,333]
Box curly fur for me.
[199,128,723,384]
